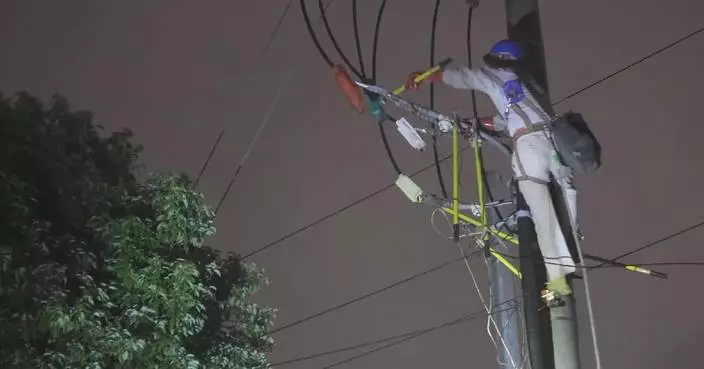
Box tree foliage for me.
[0,92,276,368]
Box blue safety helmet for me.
[488,40,523,60]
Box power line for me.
[214,70,292,215]
[351,0,366,76]
[320,303,518,369]
[241,145,475,260]
[553,23,704,105]
[261,0,295,56]
[193,129,224,189]
[270,302,517,368]
[269,218,704,339]
[593,219,704,269]
[268,250,482,335]
[193,1,296,190]
[214,0,335,215]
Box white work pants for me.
[511,131,578,282]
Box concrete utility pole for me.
[503,1,582,369]
[484,171,523,369]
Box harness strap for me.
[480,68,554,130]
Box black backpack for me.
[549,111,602,174]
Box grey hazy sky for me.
[2,1,704,368]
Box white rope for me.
[457,243,519,369]
[430,205,520,369]
[573,235,602,369]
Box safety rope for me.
[574,236,603,369]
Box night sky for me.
[2,1,704,368]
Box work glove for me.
[405,70,443,90]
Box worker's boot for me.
[541,276,572,308]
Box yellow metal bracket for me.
[392,57,452,96]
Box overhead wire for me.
[214,72,291,214]
[240,145,475,260]
[269,304,519,368]
[268,249,483,335]
[319,303,519,369]
[266,217,704,342]
[429,0,449,199]
[553,23,704,105]
[261,0,296,56]
[214,0,335,214]
[267,255,704,369]
[193,129,224,188]
[593,219,704,269]
[369,0,403,175]
[193,1,295,190]
[318,0,364,79]
[351,0,366,76]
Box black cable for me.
[465,6,479,119]
[429,0,449,199]
[300,0,335,67]
[261,0,295,56]
[271,303,518,368]
[605,261,704,268]
[367,0,403,175]
[320,303,518,369]
[370,0,388,82]
[378,115,402,174]
[318,0,364,79]
[267,250,482,335]
[352,0,366,76]
[553,23,704,105]
[241,144,477,260]
[193,129,224,189]
[486,218,704,271]
[593,219,704,269]
[196,2,294,191]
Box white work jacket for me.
[441,66,552,137]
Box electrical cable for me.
[261,0,295,56]
[214,0,336,214]
[351,0,366,76]
[319,303,519,369]
[370,0,388,83]
[269,301,513,368]
[368,0,402,175]
[318,0,364,79]
[193,129,224,189]
[300,0,335,68]
[593,219,704,269]
[240,144,476,260]
[268,249,482,335]
[609,261,704,268]
[553,23,704,105]
[193,1,294,190]
[214,69,292,214]
[429,0,449,199]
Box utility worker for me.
[406,40,579,300]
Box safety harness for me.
[480,68,602,176]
